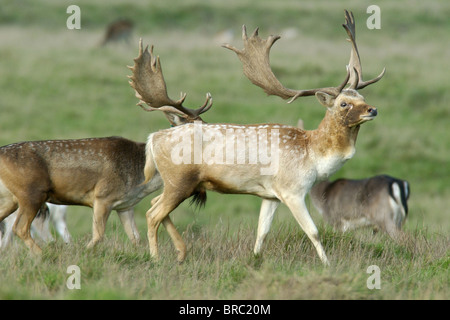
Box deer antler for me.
[223,10,385,103]
[128,39,212,124]
[223,26,350,104]
[343,10,385,90]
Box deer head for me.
[222,10,384,130]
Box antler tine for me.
[190,93,213,117]
[128,39,212,123]
[242,25,248,41]
[223,25,299,100]
[343,10,385,90]
[224,12,384,104]
[223,25,351,104]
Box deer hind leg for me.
[148,194,186,262]
[87,200,112,248]
[1,211,18,249]
[383,211,405,241]
[0,190,18,223]
[0,191,18,249]
[145,190,189,262]
[49,205,72,244]
[0,201,19,248]
[162,216,187,263]
[13,200,45,255]
[30,204,55,244]
[283,193,329,266]
[116,208,140,245]
[254,199,280,255]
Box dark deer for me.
[101,19,134,46]
[310,175,410,238]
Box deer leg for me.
[88,200,112,248]
[384,217,405,241]
[1,212,17,249]
[31,204,54,244]
[13,201,44,255]
[283,194,329,266]
[148,194,186,261]
[151,194,162,206]
[0,197,19,248]
[254,198,280,255]
[0,194,18,223]
[116,208,140,245]
[145,191,187,261]
[162,216,187,263]
[49,205,72,244]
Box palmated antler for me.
[128,39,212,125]
[343,10,385,90]
[223,26,350,103]
[223,10,385,103]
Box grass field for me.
[0,0,448,300]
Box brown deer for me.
[309,175,410,238]
[0,43,212,254]
[0,137,148,254]
[137,10,385,265]
[101,19,134,46]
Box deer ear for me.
[315,92,335,107]
[163,112,189,126]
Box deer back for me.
[0,137,150,206]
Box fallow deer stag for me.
[0,39,212,255]
[140,10,385,265]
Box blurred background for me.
[0,0,448,238]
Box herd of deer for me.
[0,11,410,265]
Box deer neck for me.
[313,110,360,156]
[308,111,360,179]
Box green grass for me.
[0,223,447,299]
[0,0,449,300]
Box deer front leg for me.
[283,193,330,266]
[254,198,280,255]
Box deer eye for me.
[340,102,347,107]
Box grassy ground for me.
[0,0,448,300]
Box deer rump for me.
[312,175,409,232]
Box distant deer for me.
[0,204,70,248]
[131,10,385,265]
[101,19,134,46]
[309,175,410,238]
